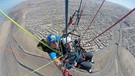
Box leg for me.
[84,52,93,62]
[79,61,92,72]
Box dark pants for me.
[78,61,92,71]
[84,52,93,62]
[77,52,93,71]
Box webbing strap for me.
[82,0,105,38]
[82,52,86,60]
[83,8,135,46]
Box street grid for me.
[22,0,135,56]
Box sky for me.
[0,0,26,11]
[106,0,135,9]
[0,0,134,11]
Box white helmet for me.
[62,37,72,45]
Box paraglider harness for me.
[37,32,87,70]
[73,39,87,69]
[61,32,87,69]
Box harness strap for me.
[77,64,81,69]
[82,52,86,60]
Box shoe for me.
[63,69,72,76]
[88,69,93,73]
[91,60,95,64]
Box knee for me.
[80,62,92,69]
[85,52,93,58]
[90,52,93,57]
